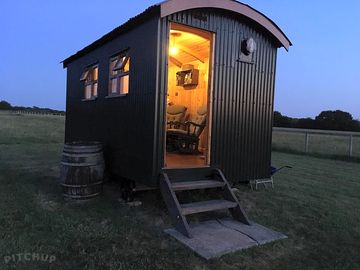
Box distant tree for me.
[273,111,292,127]
[273,110,360,131]
[295,118,316,129]
[315,110,358,131]
[0,101,64,115]
[12,106,26,110]
[0,100,12,110]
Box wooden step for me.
[180,199,237,215]
[163,167,214,181]
[172,180,225,191]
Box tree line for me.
[274,110,360,132]
[2,99,359,131]
[0,100,65,115]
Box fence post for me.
[349,135,353,157]
[305,132,309,153]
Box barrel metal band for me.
[63,192,101,199]
[62,152,102,157]
[60,162,104,167]
[60,181,103,188]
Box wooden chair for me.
[167,105,207,154]
[166,104,187,130]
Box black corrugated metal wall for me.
[65,17,160,184]
[156,9,278,182]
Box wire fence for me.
[1,110,65,117]
[273,127,360,158]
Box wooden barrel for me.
[60,142,104,199]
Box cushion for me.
[197,105,207,116]
[167,105,187,115]
[167,105,187,125]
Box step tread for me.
[171,180,225,191]
[180,199,237,215]
[162,167,214,181]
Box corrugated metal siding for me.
[157,9,278,182]
[65,17,159,185]
[153,18,170,180]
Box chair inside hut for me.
[164,23,212,168]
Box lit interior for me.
[109,55,130,95]
[165,24,212,168]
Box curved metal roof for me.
[63,1,291,67]
[161,0,291,50]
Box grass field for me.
[1,111,360,269]
[273,130,360,158]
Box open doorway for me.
[164,23,213,168]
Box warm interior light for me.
[170,46,178,55]
[170,31,181,56]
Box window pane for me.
[85,85,92,99]
[80,69,89,81]
[93,67,98,81]
[110,59,116,70]
[113,55,129,72]
[110,78,118,94]
[93,83,98,97]
[110,59,118,76]
[120,75,129,94]
[124,57,130,72]
[113,57,124,71]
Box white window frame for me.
[108,51,130,97]
[80,64,98,100]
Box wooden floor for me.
[165,152,207,168]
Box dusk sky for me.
[1,1,359,119]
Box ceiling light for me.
[170,46,179,55]
[170,32,182,56]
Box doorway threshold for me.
[165,152,208,168]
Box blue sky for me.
[1,1,359,119]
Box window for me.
[109,52,130,96]
[80,64,98,100]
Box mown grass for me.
[1,112,360,269]
[273,130,360,158]
[0,111,64,144]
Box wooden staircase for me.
[160,167,250,238]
